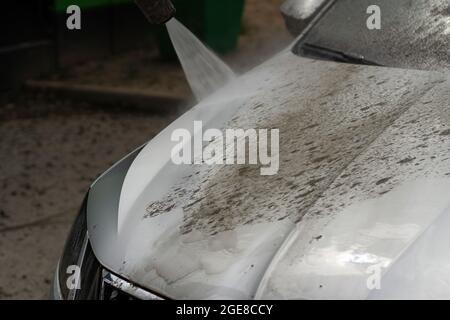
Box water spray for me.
[134,0,235,101]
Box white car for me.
[53,0,450,300]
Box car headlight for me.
[55,192,102,300]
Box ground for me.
[0,0,291,299]
[0,100,176,298]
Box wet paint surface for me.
[302,0,450,71]
[143,54,439,235]
[257,76,450,299]
[281,0,328,20]
[88,51,450,299]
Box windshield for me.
[294,0,450,71]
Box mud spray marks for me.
[171,121,279,176]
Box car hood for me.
[87,50,450,299]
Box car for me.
[52,0,450,300]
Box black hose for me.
[134,0,176,25]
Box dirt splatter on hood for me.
[143,57,439,236]
[88,51,450,299]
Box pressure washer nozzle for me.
[134,0,176,24]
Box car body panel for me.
[256,79,450,298]
[87,48,450,299]
[301,0,450,71]
[280,0,331,36]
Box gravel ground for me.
[0,100,176,299]
[0,0,291,299]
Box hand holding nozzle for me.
[134,0,176,24]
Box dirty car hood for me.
[87,51,450,299]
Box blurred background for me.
[0,0,292,299]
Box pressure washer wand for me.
[134,0,176,24]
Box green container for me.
[53,0,131,11]
[157,0,245,60]
[54,0,109,11]
[52,0,244,60]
